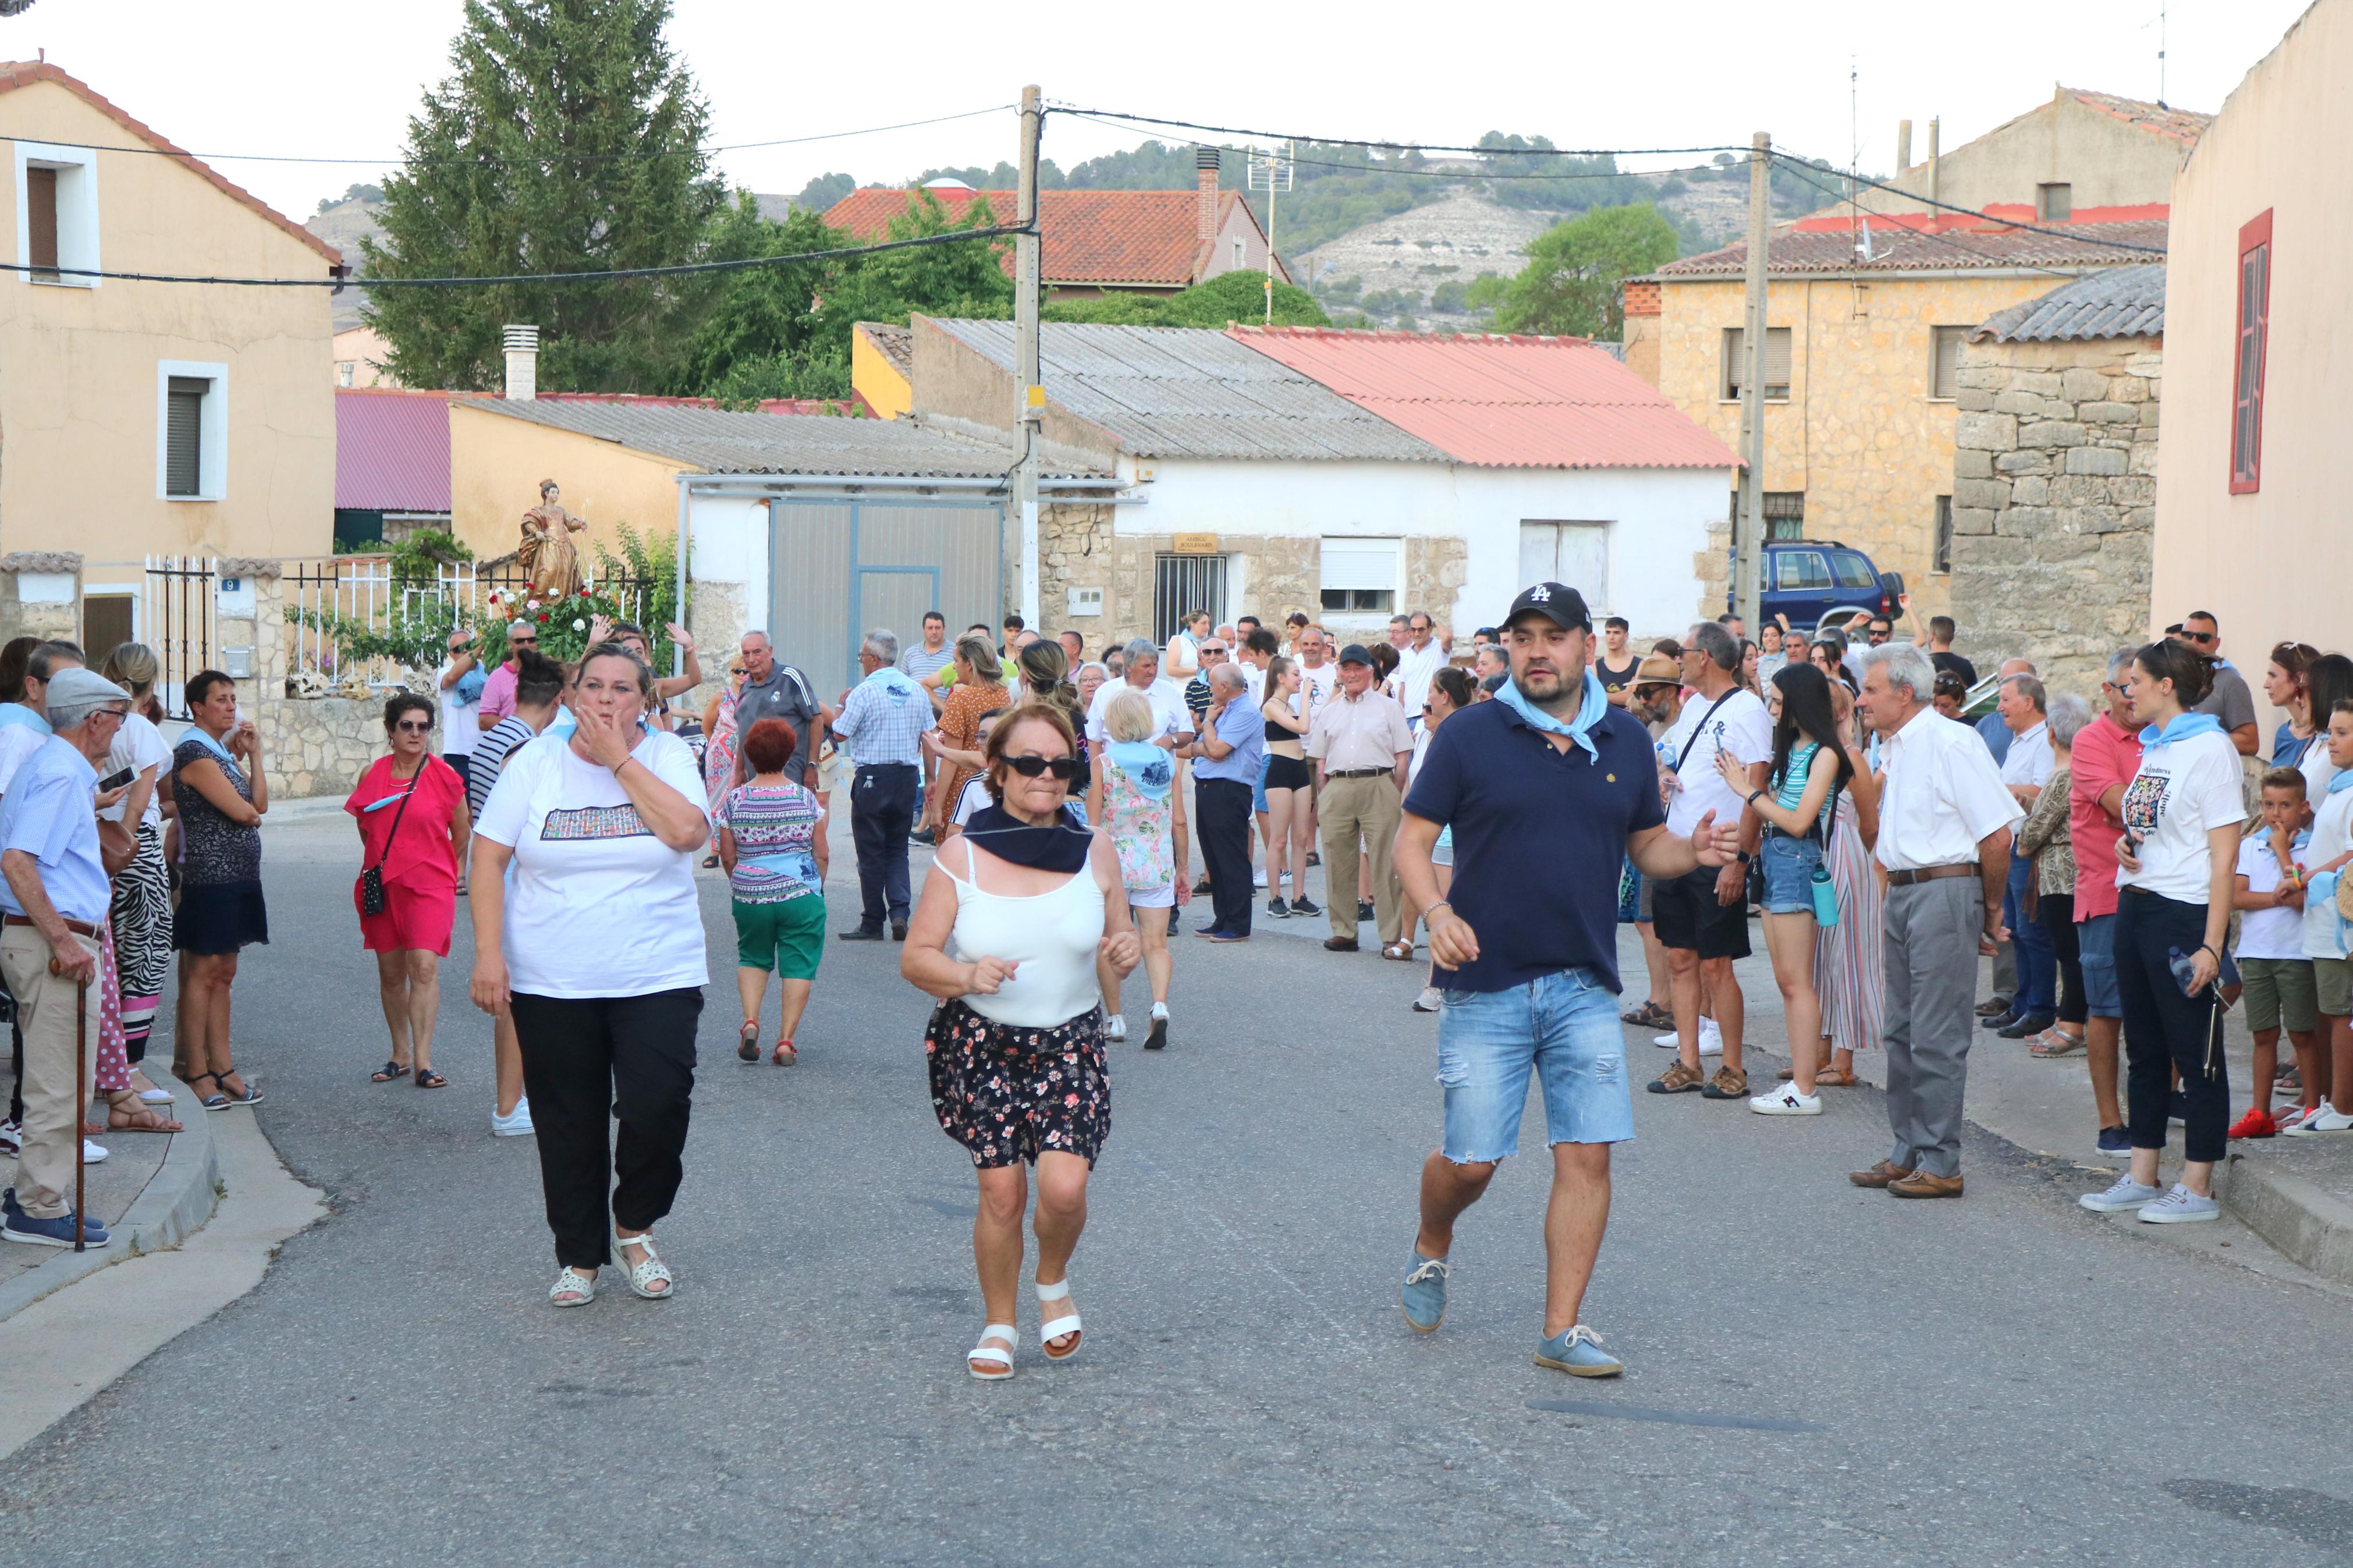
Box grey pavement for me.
[3,812,2352,1565]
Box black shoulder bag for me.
[359,770,421,918]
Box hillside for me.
[306,194,386,330]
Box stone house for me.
[1946,266,2163,689]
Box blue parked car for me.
[1735,540,1905,635]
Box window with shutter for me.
[1933,496,1954,574]
[1722,326,1791,401]
[1929,326,1969,400]
[26,165,58,280]
[2231,210,2272,495]
[165,376,207,497]
[1319,537,1400,616]
[2036,183,2071,222]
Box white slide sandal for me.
[611,1225,675,1300]
[1037,1278,1083,1362]
[968,1324,1018,1380]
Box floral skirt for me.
[924,998,1109,1169]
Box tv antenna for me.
[1247,141,1294,325]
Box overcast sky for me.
[2,0,2316,222]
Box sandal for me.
[1380,941,1415,961]
[2029,1028,2086,1058]
[108,1097,183,1133]
[188,1071,230,1112]
[738,1021,761,1063]
[414,1069,449,1089]
[211,1068,263,1107]
[772,1038,797,1066]
[610,1224,674,1299]
[1038,1277,1083,1361]
[1812,1068,1857,1087]
[1620,1001,1673,1030]
[549,1267,597,1309]
[371,1060,411,1083]
[968,1323,1017,1381]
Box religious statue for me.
[516,479,588,601]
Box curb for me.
[2219,1153,2353,1286]
[0,1077,219,1324]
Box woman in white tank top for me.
[902,703,1141,1382]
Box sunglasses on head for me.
[1005,754,1080,781]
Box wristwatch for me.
[1736,849,1754,864]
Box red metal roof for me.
[336,389,449,512]
[1227,328,1740,471]
[823,187,1274,286]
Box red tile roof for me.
[0,61,343,268]
[823,187,1270,287]
[336,389,450,513]
[1228,326,1740,471]
[1656,218,2167,278]
[2063,87,2211,147]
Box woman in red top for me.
[347,692,472,1088]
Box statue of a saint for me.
[517,479,588,601]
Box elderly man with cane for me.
[0,668,133,1248]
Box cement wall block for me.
[1992,390,2044,416]
[2014,372,2064,396]
[2060,368,2111,401]
[2021,420,2087,448]
[2109,476,2157,507]
[1956,389,1996,413]
[1994,450,2052,475]
[2128,442,2160,475]
[2080,401,2138,424]
[2138,403,2162,427]
[1952,506,1999,536]
[1954,477,2011,510]
[2111,376,2150,403]
[1954,449,1995,480]
[2065,447,2128,477]
[1956,411,2019,452]
[1954,365,2008,391]
[2010,475,2049,507]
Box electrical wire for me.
[0,104,1016,168]
[1048,104,1751,162]
[0,223,1031,289]
[1770,151,2169,257]
[1761,161,2102,275]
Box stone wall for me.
[1404,537,1470,631]
[1048,523,1324,660]
[1948,336,2160,693]
[0,552,83,643]
[260,695,388,799]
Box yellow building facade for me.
[0,63,340,602]
[449,400,684,564]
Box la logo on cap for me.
[1528,585,1551,602]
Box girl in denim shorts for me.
[1716,663,1855,1115]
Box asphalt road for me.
[3,815,2350,1566]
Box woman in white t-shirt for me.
[2080,640,2246,1224]
[470,643,711,1310]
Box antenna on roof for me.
[1247,141,1293,326]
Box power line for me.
[0,223,1031,289]
[1763,161,2086,276]
[1,104,1016,169]
[1772,151,2169,256]
[1052,115,1727,185]
[1048,104,1751,161]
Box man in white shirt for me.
[1990,673,2057,1036]
[1397,610,1449,721]
[1648,620,1773,1100]
[1854,642,2022,1199]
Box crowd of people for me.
[8,579,2338,1389]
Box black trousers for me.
[850,763,919,929]
[510,987,704,1271]
[2116,888,2230,1164]
[2039,891,2086,1025]
[1197,777,1255,937]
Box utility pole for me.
[1013,85,1044,630]
[1734,131,1770,634]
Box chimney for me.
[502,323,539,401]
[1896,119,1912,172]
[1927,118,1942,207]
[1195,145,1220,253]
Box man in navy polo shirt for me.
[1395,582,1742,1378]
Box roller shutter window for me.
[2231,210,2272,495]
[26,165,58,280]
[1319,537,1399,616]
[1723,326,1791,401]
[165,376,208,498]
[1930,326,1969,400]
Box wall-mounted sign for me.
[1170,534,1219,556]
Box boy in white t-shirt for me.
[2288,702,2353,1134]
[2231,769,2317,1137]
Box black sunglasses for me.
[1005,754,1080,781]
[393,719,433,734]
[2182,630,2217,645]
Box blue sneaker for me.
[1535,1324,1623,1378]
[1401,1253,1449,1333]
[3,1210,109,1248]
[2079,1175,2163,1214]
[2095,1125,2132,1158]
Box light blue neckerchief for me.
[2138,712,2223,748]
[863,665,921,702]
[2329,767,2353,797]
[1493,666,1609,764]
[0,705,49,734]
[182,726,237,767]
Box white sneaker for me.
[2284,1105,2353,1136]
[491,1098,535,1138]
[1105,1015,1127,1043]
[2079,1176,2163,1213]
[0,1118,19,1156]
[1252,869,1268,889]
[1749,1085,1822,1115]
[1697,1018,1723,1056]
[135,1080,175,1104]
[1412,986,1442,1013]
[2138,1183,2220,1224]
[82,1139,108,1164]
[1652,1029,1679,1048]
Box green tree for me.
[1042,269,1330,329]
[1466,203,1678,339]
[665,194,845,399]
[792,172,857,214]
[361,0,725,393]
[810,190,1016,351]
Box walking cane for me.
[51,953,87,1253]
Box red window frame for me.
[2230,209,2273,495]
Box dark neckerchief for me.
[965,803,1092,873]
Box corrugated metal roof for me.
[1657,219,2167,278]
[1228,328,1741,471]
[925,318,1445,462]
[336,389,450,511]
[1972,263,2167,343]
[454,396,1092,478]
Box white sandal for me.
[549,1267,597,1309]
[611,1226,674,1300]
[1037,1277,1083,1361]
[968,1323,1018,1380]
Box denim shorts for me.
[1759,830,1823,915]
[1436,968,1635,1162]
[2077,911,2121,1018]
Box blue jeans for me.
[2004,850,2054,1014]
[2078,911,2121,1016]
[1759,830,1823,915]
[1436,968,1635,1162]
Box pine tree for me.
[361,0,723,392]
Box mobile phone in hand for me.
[98,767,136,792]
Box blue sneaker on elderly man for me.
[2,1209,110,1248]
[1534,1324,1623,1378]
[1401,1252,1449,1332]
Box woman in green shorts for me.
[716,717,829,1064]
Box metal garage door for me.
[767,497,1003,699]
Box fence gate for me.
[768,498,1003,699]
[144,554,216,719]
